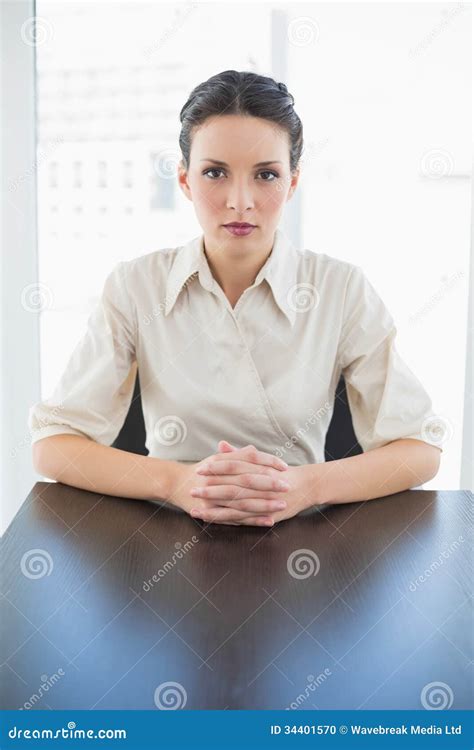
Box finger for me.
[198,494,286,513]
[218,440,237,453]
[198,517,275,527]
[194,466,290,492]
[224,516,275,527]
[190,506,275,527]
[209,445,288,471]
[189,482,290,500]
[191,484,288,508]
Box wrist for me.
[150,458,182,503]
[299,463,326,509]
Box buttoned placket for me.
[203,274,299,452]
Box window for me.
[35,2,471,488]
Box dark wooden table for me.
[1,482,473,710]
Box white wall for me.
[287,2,471,489]
[1,0,41,534]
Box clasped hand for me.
[169,440,312,527]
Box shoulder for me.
[294,247,361,292]
[107,243,183,292]
[292,248,391,326]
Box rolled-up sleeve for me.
[337,264,443,453]
[28,262,137,446]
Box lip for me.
[223,222,256,228]
[223,223,257,237]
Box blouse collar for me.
[164,226,299,326]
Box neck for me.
[203,233,274,302]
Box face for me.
[178,114,299,256]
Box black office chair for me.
[324,375,363,461]
[112,372,362,461]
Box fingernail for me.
[190,488,200,495]
[276,502,286,509]
[196,466,208,474]
[264,519,274,526]
[279,461,289,469]
[278,481,290,489]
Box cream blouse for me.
[28,227,442,466]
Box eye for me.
[202,168,225,179]
[258,170,279,181]
[201,168,280,181]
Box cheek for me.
[194,183,222,212]
[263,184,287,212]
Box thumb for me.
[218,440,238,453]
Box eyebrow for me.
[200,159,283,167]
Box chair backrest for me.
[112,372,363,461]
[112,372,148,455]
[324,375,363,461]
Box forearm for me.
[32,434,178,502]
[307,438,441,507]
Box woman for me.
[29,70,442,528]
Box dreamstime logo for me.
[10,404,65,460]
[154,681,187,709]
[408,535,464,592]
[274,403,331,459]
[154,416,187,446]
[285,669,332,709]
[143,536,199,591]
[19,669,65,709]
[21,283,54,313]
[9,136,64,193]
[143,302,166,325]
[287,16,320,47]
[274,175,293,193]
[20,549,54,580]
[143,2,198,59]
[420,681,454,710]
[143,273,196,325]
[420,149,454,179]
[287,549,320,579]
[152,148,181,179]
[421,415,453,447]
[20,16,54,47]
[287,283,320,313]
[409,270,465,324]
[299,138,331,172]
[409,3,468,58]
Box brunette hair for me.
[179,70,303,174]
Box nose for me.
[225,177,255,216]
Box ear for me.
[177,159,192,201]
[286,166,300,201]
[217,440,238,453]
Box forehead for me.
[190,115,289,162]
